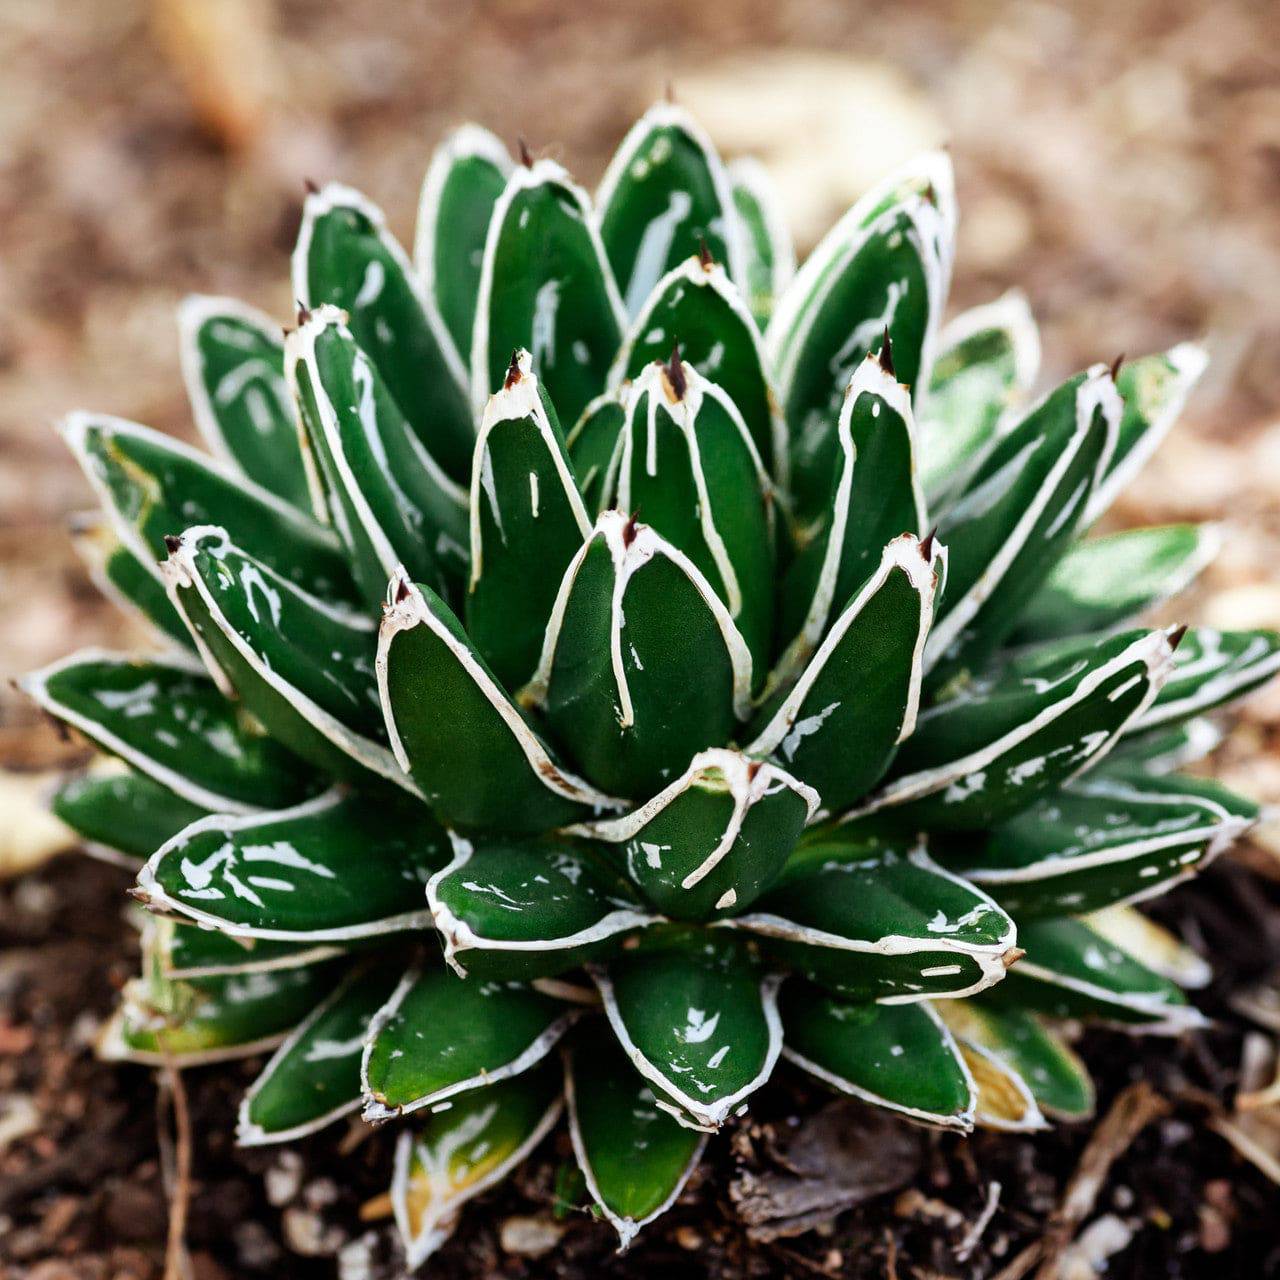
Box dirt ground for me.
[3,0,1280,1276]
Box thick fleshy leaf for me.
[1110,717,1223,774]
[176,295,309,507]
[391,1063,563,1270]
[728,156,795,330]
[858,628,1175,831]
[949,1038,1047,1132]
[565,394,626,515]
[925,366,1122,687]
[20,650,315,813]
[472,159,625,428]
[919,291,1040,506]
[1085,344,1208,525]
[565,1019,706,1248]
[1083,903,1212,989]
[781,983,973,1129]
[427,834,654,981]
[529,512,752,798]
[772,359,929,686]
[286,306,469,603]
[1128,626,1280,733]
[609,256,785,479]
[749,534,940,817]
[767,154,955,523]
[570,749,816,922]
[378,571,620,832]
[137,789,450,940]
[731,833,1017,1002]
[615,359,775,680]
[61,412,351,602]
[414,124,513,356]
[362,966,578,1120]
[293,183,474,483]
[594,931,782,1130]
[162,527,408,790]
[52,767,208,868]
[155,917,342,980]
[993,918,1205,1032]
[1012,524,1219,645]
[597,102,748,316]
[935,999,1093,1120]
[239,960,403,1144]
[953,765,1256,919]
[465,350,592,690]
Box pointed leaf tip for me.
[1110,353,1126,382]
[304,177,319,195]
[697,238,714,269]
[920,528,937,561]
[622,510,642,547]
[517,136,533,167]
[662,344,688,400]
[504,348,523,389]
[1168,623,1188,651]
[162,534,182,554]
[877,327,895,377]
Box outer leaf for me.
[925,366,1122,686]
[472,158,625,428]
[615,360,776,680]
[570,749,817,922]
[362,966,578,1120]
[378,570,621,832]
[565,393,626,515]
[20,649,314,813]
[1110,717,1223,774]
[177,295,309,507]
[728,156,795,330]
[391,1063,563,1270]
[594,931,783,1130]
[609,256,786,479]
[1083,903,1212,989]
[155,917,342,980]
[596,102,749,316]
[954,765,1256,918]
[730,834,1017,1002]
[427,834,655,981]
[162,527,409,791]
[293,183,474,483]
[749,534,940,817]
[529,512,753,798]
[465,350,592,691]
[239,960,403,1144]
[781,983,974,1129]
[1012,523,1220,645]
[565,1019,706,1248]
[857,628,1175,830]
[61,412,351,602]
[136,788,450,940]
[414,124,513,356]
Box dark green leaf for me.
[156,917,342,979]
[565,394,626,515]
[1110,717,1222,774]
[729,157,795,330]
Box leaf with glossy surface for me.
[472,159,624,428]
[781,983,973,1128]
[177,295,309,507]
[566,394,626,515]
[156,917,342,979]
[729,157,795,330]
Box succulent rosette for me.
[24,102,1280,1267]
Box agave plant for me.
[24,102,1280,1267]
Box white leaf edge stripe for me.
[924,364,1122,672]
[150,915,345,980]
[595,100,752,314]
[1084,341,1209,526]
[96,1000,290,1069]
[563,1042,709,1251]
[932,289,1042,400]
[727,155,797,302]
[426,834,657,978]
[1083,903,1212,989]
[18,646,270,816]
[856,627,1176,820]
[1118,716,1223,775]
[616,360,775,619]
[749,532,940,790]
[782,998,977,1132]
[292,180,469,395]
[470,158,626,416]
[592,965,784,1130]
[237,962,383,1146]
[567,747,819,892]
[468,348,592,588]
[57,411,343,590]
[135,788,437,941]
[526,509,756,724]
[378,569,623,813]
[285,306,469,572]
[955,1037,1049,1132]
[606,256,788,487]
[392,1090,564,1271]
[176,293,294,480]
[359,963,581,1122]
[723,847,1019,1004]
[162,526,415,796]
[413,123,513,285]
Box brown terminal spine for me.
[504,350,523,390]
[878,327,895,377]
[664,344,688,400]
